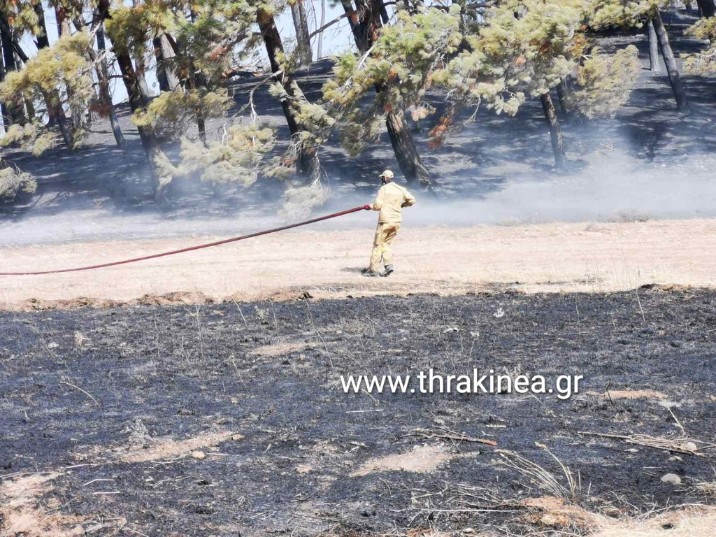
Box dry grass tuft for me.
[497,444,580,499]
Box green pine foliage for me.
[158,123,276,185]
[0,122,56,156]
[132,88,232,139]
[0,0,663,206]
[322,5,461,155]
[568,45,641,118]
[1,1,47,38]
[106,0,258,141]
[476,0,585,98]
[0,32,95,153]
[588,0,663,29]
[0,159,36,200]
[684,18,716,75]
[430,0,641,144]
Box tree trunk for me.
[343,0,387,52]
[55,6,72,37]
[653,10,690,111]
[0,40,8,130]
[96,23,125,147]
[540,92,565,169]
[115,51,166,192]
[556,80,570,117]
[341,0,365,49]
[386,110,431,186]
[33,3,50,49]
[125,0,152,103]
[257,7,319,177]
[153,34,179,92]
[23,92,36,122]
[317,0,326,58]
[0,29,26,125]
[98,1,163,193]
[696,0,716,17]
[28,5,74,146]
[647,19,661,72]
[341,0,432,186]
[193,88,206,144]
[291,0,312,66]
[56,6,82,129]
[1,17,37,127]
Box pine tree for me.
[257,5,325,179]
[590,0,690,111]
[326,4,461,185]
[339,0,434,186]
[1,0,76,147]
[431,0,640,168]
[0,32,97,154]
[290,0,312,66]
[1,28,27,127]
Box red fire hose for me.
[0,205,372,276]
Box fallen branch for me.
[409,428,497,447]
[60,380,102,408]
[578,431,705,456]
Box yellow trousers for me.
[369,223,400,271]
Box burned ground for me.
[0,288,714,536]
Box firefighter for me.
[362,170,416,277]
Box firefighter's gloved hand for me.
[363,204,372,210]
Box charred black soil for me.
[1,288,715,536]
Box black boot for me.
[382,265,394,277]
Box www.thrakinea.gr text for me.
[340,369,584,400]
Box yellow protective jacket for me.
[371,182,416,224]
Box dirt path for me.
[1,218,714,310]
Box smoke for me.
[1,145,714,247]
[2,97,715,248]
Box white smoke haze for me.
[1,137,713,248]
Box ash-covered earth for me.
[0,288,714,536]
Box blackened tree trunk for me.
[129,0,151,102]
[33,3,50,49]
[153,34,179,92]
[0,14,29,63]
[188,74,208,144]
[340,0,364,49]
[647,19,661,72]
[342,0,432,186]
[0,29,26,125]
[653,10,690,111]
[257,7,319,177]
[556,80,570,117]
[696,0,716,17]
[0,40,9,129]
[343,0,387,55]
[540,92,565,169]
[1,23,36,123]
[115,51,165,192]
[96,23,125,146]
[99,1,163,192]
[291,0,312,66]
[386,110,431,185]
